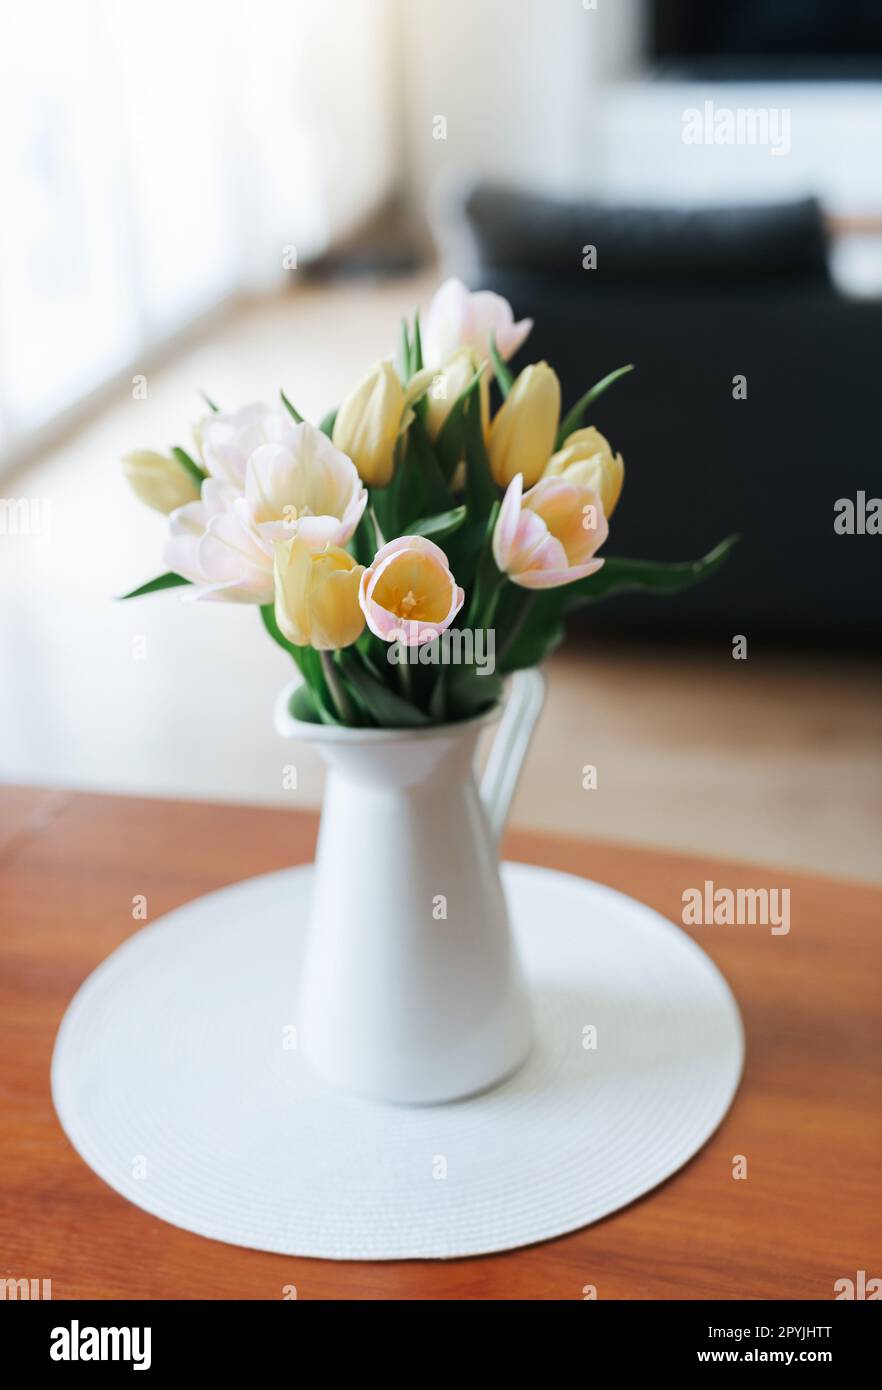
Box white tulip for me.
[198,402,297,492]
[422,277,533,370]
[165,421,366,604]
[164,479,267,602]
[245,422,367,550]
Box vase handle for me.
[480,668,546,845]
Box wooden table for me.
[1,786,878,1300]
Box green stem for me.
[497,590,536,663]
[319,650,357,725]
[429,670,443,715]
[396,650,413,703]
[481,581,503,633]
[466,571,504,631]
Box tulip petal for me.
[201,403,294,489]
[511,557,605,590]
[544,425,624,518]
[487,361,560,488]
[422,277,471,369]
[504,506,551,575]
[359,536,462,643]
[467,290,533,363]
[308,567,366,650]
[274,539,364,648]
[243,423,366,552]
[525,477,609,566]
[331,361,403,487]
[370,533,451,571]
[423,278,533,369]
[164,479,238,584]
[197,502,274,602]
[494,316,534,362]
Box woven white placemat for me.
[52,862,743,1260]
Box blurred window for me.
[0,0,395,459]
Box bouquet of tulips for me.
[121,278,734,726]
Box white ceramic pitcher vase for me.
[274,668,545,1104]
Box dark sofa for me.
[453,184,881,649]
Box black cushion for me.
[462,184,831,288]
[472,266,881,649]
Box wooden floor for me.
[1,278,880,882]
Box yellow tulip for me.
[424,347,489,442]
[332,360,404,488]
[274,538,365,650]
[122,450,200,514]
[488,362,560,488]
[544,426,624,518]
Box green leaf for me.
[555,363,634,450]
[566,535,741,607]
[289,683,321,723]
[497,589,559,673]
[489,333,514,398]
[412,309,423,372]
[170,446,206,486]
[117,572,191,600]
[337,647,431,727]
[200,390,219,413]
[462,387,498,522]
[398,318,412,382]
[434,366,485,483]
[442,517,486,593]
[260,601,298,658]
[280,389,304,423]
[408,504,466,542]
[462,502,502,628]
[444,669,503,721]
[370,474,396,549]
[356,625,394,675]
[405,415,453,519]
[319,407,338,439]
[383,434,421,536]
[259,605,338,723]
[498,536,740,674]
[350,507,379,567]
[299,648,340,724]
[428,667,449,722]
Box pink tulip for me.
[493,473,608,590]
[422,278,533,370]
[359,536,464,645]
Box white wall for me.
[394,0,882,229]
[395,0,645,203]
[602,79,882,215]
